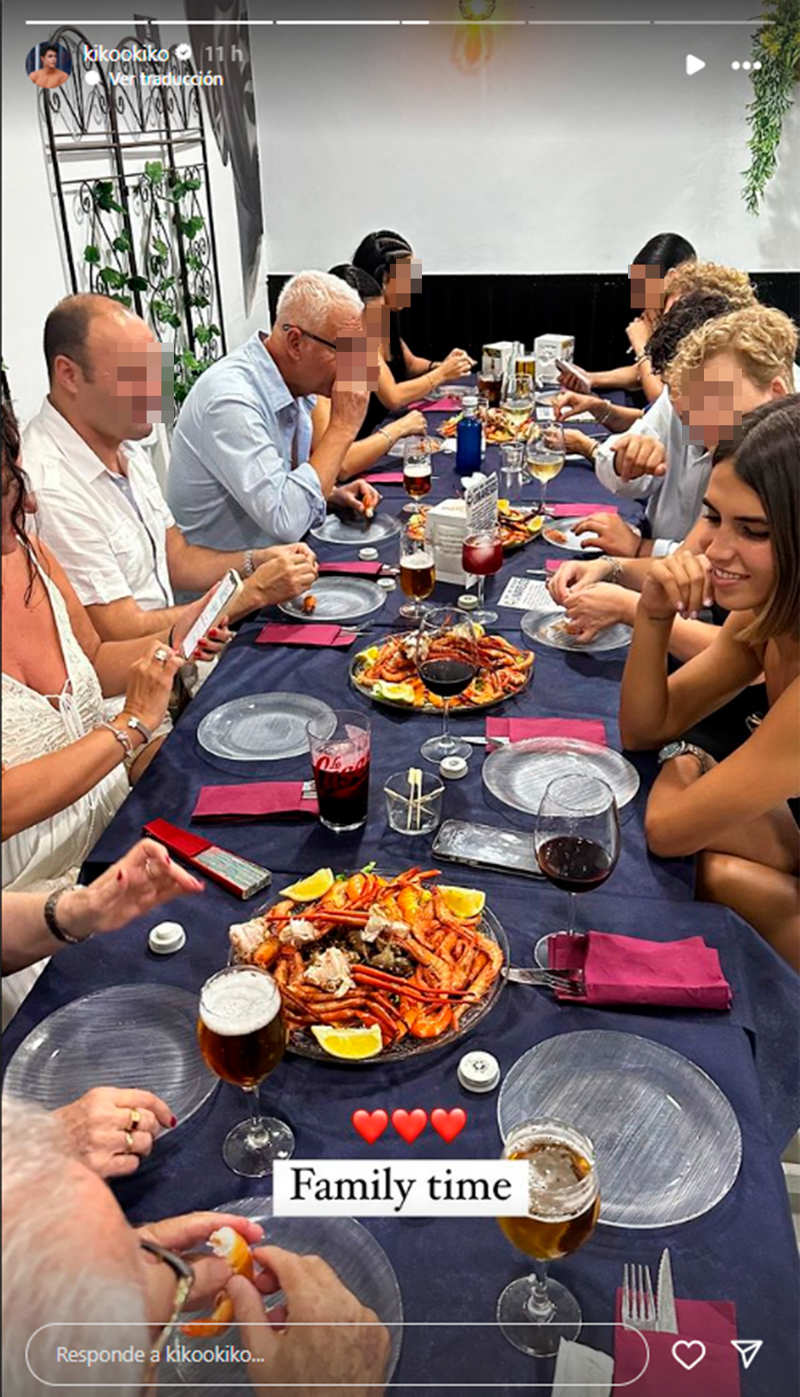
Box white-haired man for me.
[2,1097,389,1397]
[167,270,379,550]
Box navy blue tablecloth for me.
[4,410,799,1396]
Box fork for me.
[621,1263,659,1331]
[504,967,581,990]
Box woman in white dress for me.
[1,395,223,1020]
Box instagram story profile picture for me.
[26,41,72,90]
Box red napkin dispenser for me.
[143,818,272,898]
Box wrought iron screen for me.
[39,28,226,406]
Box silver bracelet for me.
[241,549,256,578]
[99,720,133,760]
[44,889,90,946]
[599,555,625,585]
[597,401,614,426]
[376,426,392,444]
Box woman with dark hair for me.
[309,263,427,476]
[0,396,223,905]
[559,231,696,402]
[619,395,800,968]
[29,42,69,89]
[351,230,474,436]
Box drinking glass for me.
[462,529,503,626]
[415,606,478,764]
[497,1118,600,1357]
[307,708,371,832]
[478,370,502,408]
[399,519,436,624]
[197,964,294,1177]
[402,441,432,514]
[525,421,566,513]
[533,774,619,968]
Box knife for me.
[656,1248,678,1333]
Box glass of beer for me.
[497,1118,599,1357]
[197,964,294,1177]
[399,519,436,624]
[525,421,566,512]
[477,370,502,408]
[403,441,433,508]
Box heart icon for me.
[351,1109,388,1145]
[391,1108,427,1144]
[671,1340,707,1372]
[430,1107,467,1143]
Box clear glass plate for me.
[278,577,386,623]
[197,693,336,762]
[482,737,639,813]
[541,518,601,553]
[310,515,400,546]
[173,1196,403,1391]
[3,984,216,1125]
[498,1030,742,1227]
[522,608,632,653]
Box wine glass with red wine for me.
[533,774,619,968]
[415,606,479,764]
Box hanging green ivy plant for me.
[742,0,800,214]
[81,165,222,404]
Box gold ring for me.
[129,1108,141,1130]
[124,1130,135,1152]
[144,857,155,878]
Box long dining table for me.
[4,394,799,1395]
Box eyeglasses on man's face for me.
[281,322,338,353]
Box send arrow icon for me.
[731,1340,763,1370]
[685,54,706,76]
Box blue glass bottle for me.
[455,395,482,476]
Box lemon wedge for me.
[497,498,510,513]
[438,885,486,918]
[373,680,416,703]
[359,645,380,664]
[280,868,334,901]
[311,1024,383,1059]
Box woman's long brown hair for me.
[1,377,38,603]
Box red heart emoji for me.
[391,1108,428,1144]
[351,1109,389,1145]
[430,1107,467,1143]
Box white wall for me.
[252,8,800,276]
[1,7,268,426]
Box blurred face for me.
[43,49,58,68]
[55,312,165,444]
[629,263,665,313]
[702,458,774,612]
[383,254,420,311]
[284,309,376,397]
[675,350,779,450]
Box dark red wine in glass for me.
[462,531,503,626]
[533,774,619,968]
[312,750,370,830]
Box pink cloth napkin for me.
[548,502,620,518]
[318,561,383,577]
[545,559,561,575]
[614,1292,740,1395]
[550,932,732,1010]
[255,622,355,649]
[362,471,404,484]
[407,396,464,412]
[486,716,608,745]
[193,781,318,820]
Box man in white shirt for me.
[23,294,320,642]
[167,270,379,550]
[583,305,799,558]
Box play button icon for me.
[686,54,706,76]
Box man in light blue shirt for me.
[168,270,378,550]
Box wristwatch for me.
[658,741,709,772]
[44,889,91,946]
